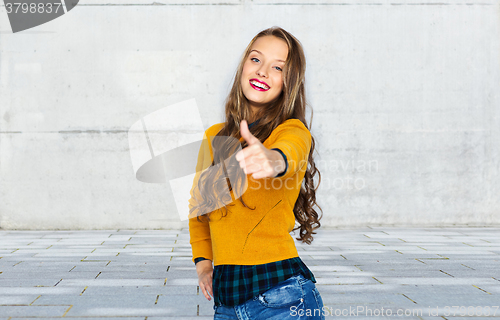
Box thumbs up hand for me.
[235,120,286,179]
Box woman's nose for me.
[256,67,267,78]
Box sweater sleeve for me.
[271,148,288,178]
[268,119,312,181]
[188,129,214,264]
[194,257,210,265]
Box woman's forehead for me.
[250,36,288,61]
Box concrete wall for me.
[0,0,499,230]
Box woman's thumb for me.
[240,120,257,145]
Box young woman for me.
[188,26,324,320]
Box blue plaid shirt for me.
[193,118,316,307]
[194,256,316,307]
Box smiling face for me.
[240,35,288,120]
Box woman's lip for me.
[249,79,270,91]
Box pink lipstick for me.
[249,79,270,91]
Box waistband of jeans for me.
[289,273,305,280]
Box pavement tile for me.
[474,284,500,294]
[397,292,500,306]
[0,278,64,287]
[57,279,165,287]
[32,293,159,307]
[81,285,196,295]
[316,277,380,285]
[0,305,71,317]
[398,284,494,296]
[0,294,41,305]
[322,292,413,306]
[308,265,361,272]
[1,271,100,279]
[316,284,395,293]
[372,276,500,285]
[64,305,196,317]
[0,287,82,295]
[0,227,499,318]
[94,271,167,279]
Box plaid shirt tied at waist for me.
[194,256,316,307]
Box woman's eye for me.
[250,57,281,71]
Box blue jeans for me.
[213,274,325,320]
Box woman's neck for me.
[248,117,260,125]
[248,111,262,124]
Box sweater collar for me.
[248,119,261,129]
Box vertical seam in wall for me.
[141,117,155,158]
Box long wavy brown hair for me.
[190,26,322,244]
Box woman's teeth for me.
[251,80,269,90]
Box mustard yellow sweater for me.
[188,119,312,266]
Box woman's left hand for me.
[235,120,285,179]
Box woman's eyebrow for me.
[250,49,286,63]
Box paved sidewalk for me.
[0,226,499,319]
